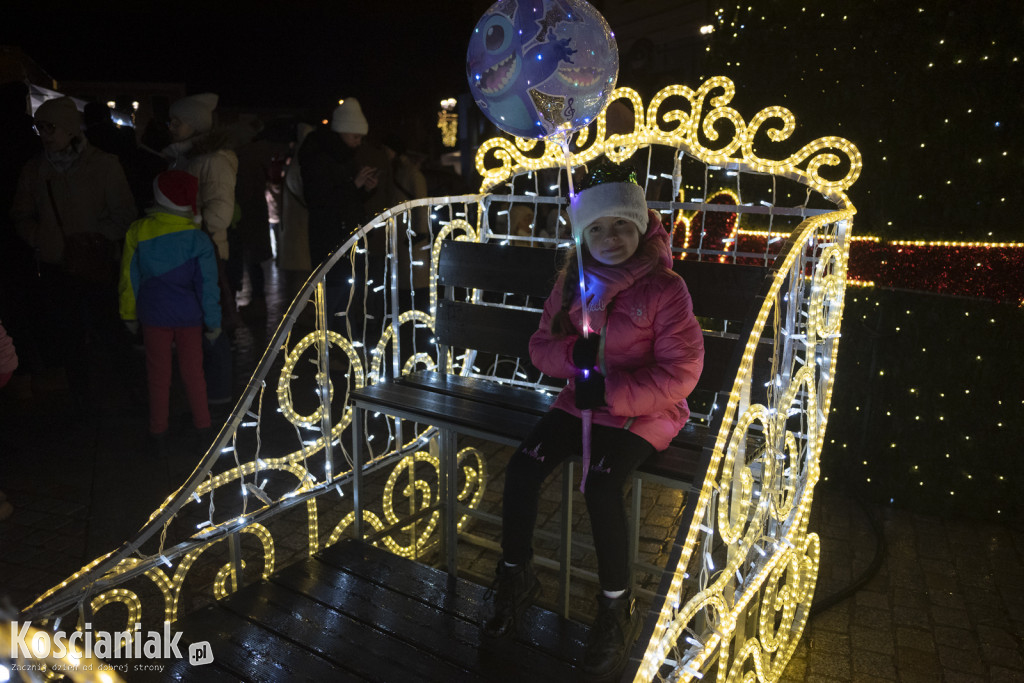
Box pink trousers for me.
[142,325,210,435]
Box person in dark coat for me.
[84,101,151,215]
[229,118,290,322]
[298,98,379,339]
[83,103,136,167]
[0,81,43,368]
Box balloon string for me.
[559,135,593,493]
[560,138,590,337]
[580,409,592,493]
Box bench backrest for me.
[435,240,559,368]
[678,259,773,410]
[435,240,771,406]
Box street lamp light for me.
[438,98,458,148]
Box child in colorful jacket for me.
[119,170,221,443]
[484,162,705,681]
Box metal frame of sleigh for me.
[19,76,860,683]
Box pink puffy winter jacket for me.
[0,320,18,389]
[529,211,705,451]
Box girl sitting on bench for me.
[484,161,705,681]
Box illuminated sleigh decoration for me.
[21,77,858,683]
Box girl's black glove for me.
[574,370,607,409]
[572,334,601,370]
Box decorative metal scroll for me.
[476,77,860,207]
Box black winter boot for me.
[482,560,541,638]
[579,591,642,681]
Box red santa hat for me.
[153,170,199,219]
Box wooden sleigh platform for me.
[128,539,587,682]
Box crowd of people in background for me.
[0,79,468,461]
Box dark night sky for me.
[8,1,1023,240]
[5,1,490,114]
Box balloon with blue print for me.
[466,0,619,140]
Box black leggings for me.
[501,409,655,591]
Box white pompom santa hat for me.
[153,170,199,221]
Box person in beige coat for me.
[163,93,238,262]
[162,92,238,404]
[13,97,136,271]
[11,96,138,412]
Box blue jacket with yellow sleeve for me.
[119,210,221,330]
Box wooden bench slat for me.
[352,380,543,446]
[674,259,769,321]
[639,445,702,483]
[694,335,740,395]
[400,371,556,416]
[354,371,711,487]
[438,242,771,322]
[436,300,542,361]
[438,240,562,298]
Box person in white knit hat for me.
[162,92,237,404]
[330,97,369,137]
[298,97,380,337]
[169,93,218,136]
[164,93,236,262]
